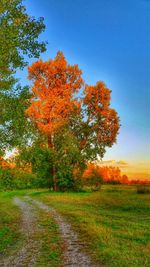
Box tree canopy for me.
[26,51,83,135]
[25,51,120,190]
[0,0,46,91]
[0,0,46,152]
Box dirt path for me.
[0,197,42,267]
[1,196,100,267]
[26,196,98,267]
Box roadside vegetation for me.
[0,192,22,257]
[30,185,150,267]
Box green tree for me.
[0,0,46,150]
[53,128,85,191]
[0,0,46,91]
[16,143,54,188]
[0,86,35,150]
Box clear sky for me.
[18,0,150,174]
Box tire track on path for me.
[26,196,101,267]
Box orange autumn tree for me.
[26,52,83,190]
[26,51,83,137]
[26,51,120,191]
[83,163,129,186]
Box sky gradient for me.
[18,0,150,178]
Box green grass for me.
[1,186,150,267]
[30,185,150,267]
[35,207,63,267]
[0,191,23,256]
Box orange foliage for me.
[128,179,150,185]
[26,53,120,154]
[83,163,150,185]
[83,163,129,184]
[0,157,15,169]
[26,51,83,135]
[83,81,120,146]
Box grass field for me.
[0,185,150,267]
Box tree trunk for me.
[48,135,58,191]
[52,166,57,191]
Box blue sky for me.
[19,0,150,164]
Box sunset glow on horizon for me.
[98,159,150,181]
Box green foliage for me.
[31,146,54,188]
[0,0,47,150]
[0,192,21,256]
[0,86,38,150]
[57,166,74,191]
[54,129,85,191]
[12,170,37,189]
[0,167,14,190]
[0,0,46,91]
[0,150,4,157]
[17,145,54,188]
[0,167,37,190]
[15,129,85,191]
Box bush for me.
[137,185,150,194]
[57,167,79,191]
[17,146,54,189]
[0,167,38,191]
[0,167,14,190]
[12,170,37,189]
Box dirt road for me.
[0,196,100,267]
